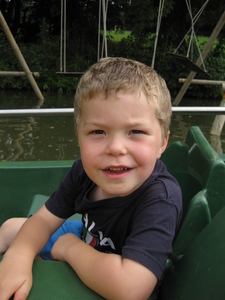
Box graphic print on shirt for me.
[82,213,116,252]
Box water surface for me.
[0,90,224,161]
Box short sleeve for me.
[122,193,181,279]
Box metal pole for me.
[60,0,63,72]
[173,10,225,106]
[102,0,108,57]
[151,0,164,69]
[0,11,44,101]
[97,0,101,61]
[0,71,40,77]
[64,0,66,72]
[2,107,225,117]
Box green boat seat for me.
[162,126,225,216]
[160,206,225,300]
[0,255,103,299]
[168,189,210,264]
[28,194,82,221]
[0,160,74,224]
[161,126,225,264]
[27,194,49,215]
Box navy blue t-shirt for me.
[45,158,182,280]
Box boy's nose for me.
[105,136,127,156]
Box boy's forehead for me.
[79,91,157,120]
[82,89,154,105]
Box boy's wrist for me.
[51,233,82,262]
[5,246,35,266]
[65,234,83,259]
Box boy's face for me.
[78,91,169,200]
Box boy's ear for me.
[157,131,170,159]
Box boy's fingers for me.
[0,280,32,300]
[14,280,32,300]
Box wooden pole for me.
[173,10,225,106]
[210,84,225,136]
[179,78,225,86]
[0,71,40,77]
[0,11,44,101]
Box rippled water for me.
[0,90,224,161]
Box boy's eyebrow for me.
[82,120,149,127]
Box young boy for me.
[0,57,182,300]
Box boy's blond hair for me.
[74,57,171,139]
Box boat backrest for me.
[161,126,225,216]
[161,126,225,264]
[27,194,82,221]
[160,206,225,300]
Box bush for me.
[0,20,94,92]
[0,25,224,99]
[110,35,225,100]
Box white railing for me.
[1,107,225,116]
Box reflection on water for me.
[0,117,36,161]
[170,114,225,155]
[0,90,224,161]
[0,114,80,161]
[0,90,79,161]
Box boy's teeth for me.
[109,167,127,171]
[106,167,129,173]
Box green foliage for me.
[108,35,225,100]
[106,30,132,43]
[0,20,88,92]
[1,25,224,99]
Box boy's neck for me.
[88,185,116,201]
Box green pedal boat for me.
[1,126,225,300]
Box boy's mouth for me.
[105,167,130,174]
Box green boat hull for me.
[1,126,225,299]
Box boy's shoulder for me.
[152,159,180,186]
[147,159,182,206]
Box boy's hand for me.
[0,252,33,300]
[0,206,65,300]
[51,233,80,262]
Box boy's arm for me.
[0,206,65,300]
[52,233,157,300]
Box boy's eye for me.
[91,130,105,135]
[130,130,145,134]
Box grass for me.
[102,30,220,52]
[104,30,132,43]
[197,36,219,50]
